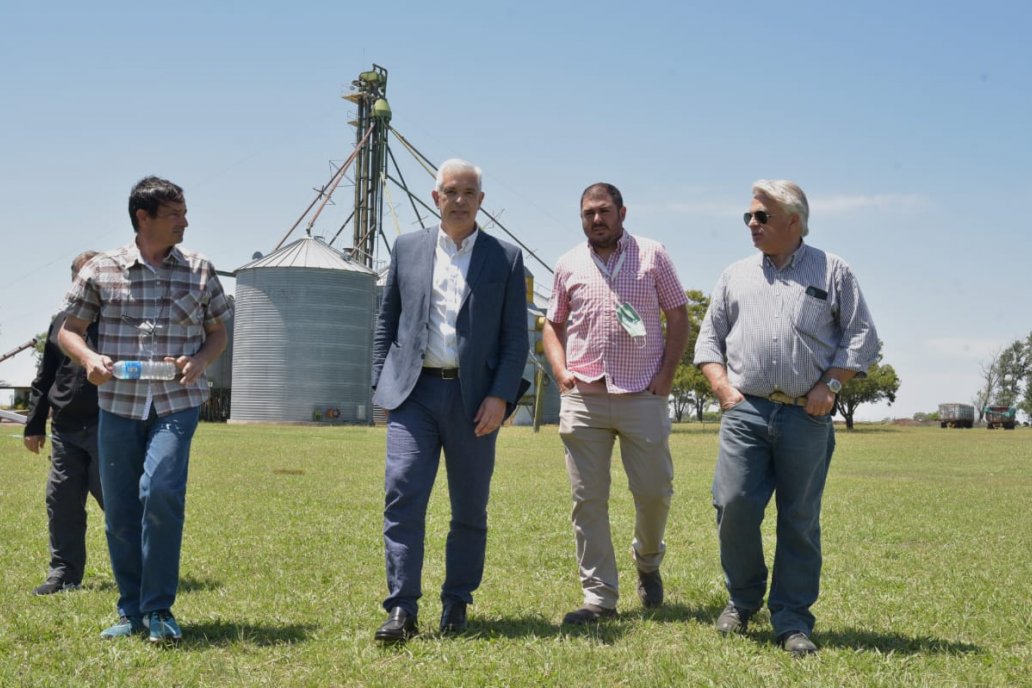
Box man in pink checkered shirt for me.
[543,182,688,625]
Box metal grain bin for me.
[229,236,378,424]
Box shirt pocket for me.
[170,290,204,328]
[792,294,833,336]
[99,285,133,322]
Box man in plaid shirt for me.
[543,183,688,625]
[58,176,232,643]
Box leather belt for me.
[422,367,459,379]
[768,391,808,407]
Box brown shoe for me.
[562,604,617,625]
[636,569,663,608]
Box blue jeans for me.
[98,407,199,618]
[382,374,498,617]
[712,396,835,637]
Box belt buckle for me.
[441,368,458,380]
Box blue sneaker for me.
[148,610,182,644]
[100,615,146,639]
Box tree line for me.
[975,333,1032,421]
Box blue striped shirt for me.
[694,242,879,398]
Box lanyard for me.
[590,249,646,346]
[591,251,625,282]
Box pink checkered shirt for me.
[547,232,687,393]
[63,242,232,420]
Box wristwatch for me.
[821,376,842,394]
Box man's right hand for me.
[24,435,46,454]
[84,355,114,386]
[715,383,745,410]
[555,368,578,394]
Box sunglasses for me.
[743,211,774,226]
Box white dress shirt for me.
[424,226,479,368]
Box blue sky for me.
[2,1,1030,420]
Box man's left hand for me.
[647,373,674,397]
[172,355,207,385]
[805,383,837,417]
[474,396,507,437]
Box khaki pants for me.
[559,382,673,609]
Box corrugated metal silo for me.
[229,236,378,424]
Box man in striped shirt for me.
[58,176,231,643]
[694,179,879,655]
[543,182,688,625]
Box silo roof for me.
[236,236,377,274]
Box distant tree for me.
[834,350,901,430]
[973,349,1003,422]
[670,289,713,421]
[33,330,47,366]
[995,332,1032,420]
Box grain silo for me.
[229,236,378,424]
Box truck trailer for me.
[938,403,975,428]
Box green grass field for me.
[1,422,1029,687]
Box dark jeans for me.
[98,407,198,618]
[712,396,835,636]
[46,423,104,584]
[382,374,498,617]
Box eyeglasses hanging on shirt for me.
[591,250,647,348]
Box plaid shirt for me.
[547,232,687,394]
[694,242,879,398]
[63,241,233,420]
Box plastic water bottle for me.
[112,360,178,380]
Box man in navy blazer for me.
[371,159,529,643]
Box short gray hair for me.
[71,250,99,276]
[435,159,482,192]
[752,179,809,236]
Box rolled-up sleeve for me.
[831,265,880,374]
[693,271,730,367]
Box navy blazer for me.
[371,226,529,420]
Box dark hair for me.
[580,182,623,210]
[128,176,185,231]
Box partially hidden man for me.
[371,159,529,643]
[694,179,879,656]
[23,251,105,596]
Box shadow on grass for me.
[452,602,716,644]
[82,579,117,593]
[816,629,981,655]
[695,603,981,656]
[179,575,222,593]
[177,620,316,648]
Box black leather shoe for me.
[779,631,818,656]
[33,577,80,596]
[715,602,752,635]
[439,600,468,635]
[562,604,617,626]
[374,607,418,643]
[636,568,663,608]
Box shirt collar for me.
[763,240,808,271]
[115,241,187,271]
[437,224,479,256]
[587,229,630,262]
